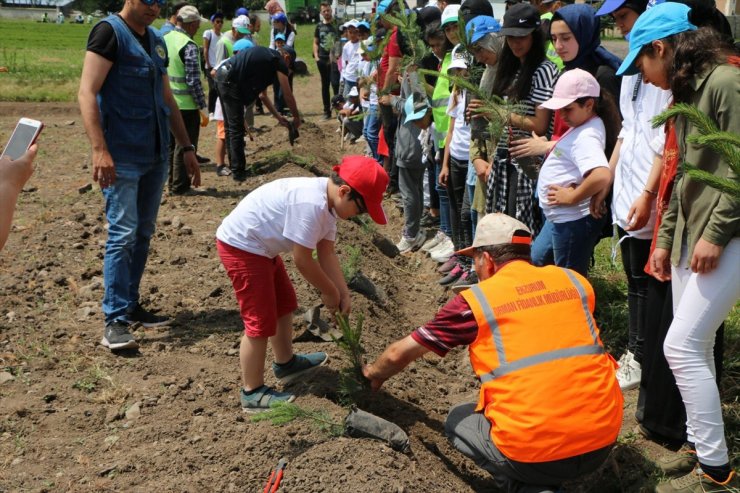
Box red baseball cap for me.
[333,155,389,225]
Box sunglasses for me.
[140,0,166,6]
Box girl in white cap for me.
[531,68,619,276]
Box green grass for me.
[0,18,316,102]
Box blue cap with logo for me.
[616,2,696,76]
[466,15,501,44]
[235,7,249,16]
[274,33,286,42]
[272,12,288,23]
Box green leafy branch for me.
[653,103,740,199]
[250,402,343,436]
[418,67,515,145]
[378,9,431,93]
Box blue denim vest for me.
[97,15,170,164]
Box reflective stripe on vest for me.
[431,52,452,147]
[467,269,603,383]
[164,29,197,109]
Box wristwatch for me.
[182,144,196,153]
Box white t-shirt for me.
[216,177,337,258]
[358,59,378,108]
[341,40,361,83]
[611,75,671,239]
[538,117,609,223]
[446,90,470,162]
[202,29,222,68]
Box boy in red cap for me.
[216,155,389,412]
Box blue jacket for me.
[97,15,170,164]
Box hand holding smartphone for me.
[1,118,44,160]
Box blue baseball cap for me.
[596,0,648,16]
[233,38,254,53]
[274,33,286,42]
[616,2,696,76]
[377,0,392,13]
[358,20,371,30]
[465,15,501,44]
[235,7,248,16]
[404,93,430,124]
[272,12,288,23]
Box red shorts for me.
[216,239,298,337]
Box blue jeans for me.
[363,105,381,163]
[531,214,606,276]
[102,160,167,324]
[435,155,452,237]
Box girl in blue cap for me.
[618,3,740,492]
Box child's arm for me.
[546,167,611,206]
[293,243,342,313]
[315,239,351,315]
[439,117,455,187]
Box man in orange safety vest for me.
[363,213,623,492]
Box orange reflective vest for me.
[460,261,623,463]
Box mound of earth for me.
[0,86,671,492]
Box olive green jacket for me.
[656,63,740,265]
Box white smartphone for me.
[1,118,44,160]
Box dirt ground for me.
[0,61,676,492]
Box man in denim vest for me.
[78,0,201,352]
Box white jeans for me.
[664,238,740,466]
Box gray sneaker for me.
[272,352,329,384]
[240,386,295,413]
[100,321,138,351]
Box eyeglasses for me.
[350,193,367,215]
[140,0,166,6]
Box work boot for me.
[657,445,698,477]
[655,468,738,493]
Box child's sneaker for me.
[240,386,295,414]
[396,231,425,254]
[272,352,329,385]
[421,230,446,252]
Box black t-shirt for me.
[86,15,152,62]
[229,46,290,105]
[314,21,338,59]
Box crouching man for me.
[363,213,623,492]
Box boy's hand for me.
[321,288,341,315]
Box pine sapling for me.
[250,402,343,436]
[333,313,369,404]
[652,103,740,199]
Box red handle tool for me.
[263,458,287,493]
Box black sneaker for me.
[124,304,170,328]
[216,165,232,176]
[196,154,210,164]
[101,321,139,350]
[232,169,247,182]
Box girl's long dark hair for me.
[575,90,621,157]
[641,27,733,103]
[491,29,546,101]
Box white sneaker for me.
[430,238,455,263]
[396,231,426,254]
[616,353,641,391]
[421,230,446,252]
[429,235,454,257]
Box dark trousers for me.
[445,403,613,492]
[426,156,440,210]
[617,228,651,363]
[205,72,218,114]
[447,155,470,253]
[636,277,725,443]
[168,109,200,194]
[273,73,294,115]
[317,57,338,116]
[215,75,248,173]
[380,103,399,190]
